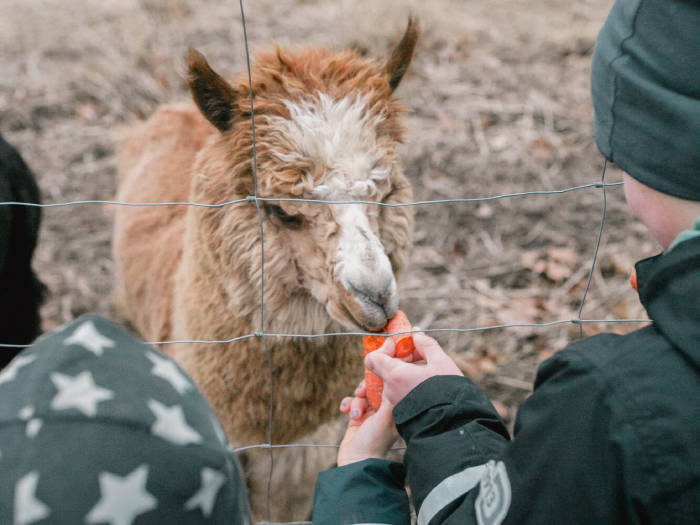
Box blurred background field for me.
[0,0,650,422]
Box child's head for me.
[0,316,252,524]
[622,174,700,250]
[590,0,700,250]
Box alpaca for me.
[0,132,45,368]
[113,19,418,518]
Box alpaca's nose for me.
[368,287,398,319]
[349,278,399,330]
[353,283,397,314]
[333,204,399,329]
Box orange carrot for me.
[385,309,415,358]
[630,269,638,291]
[361,335,385,357]
[361,310,414,411]
[363,369,384,412]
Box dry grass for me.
[2,0,651,454]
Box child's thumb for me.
[365,351,401,379]
[378,337,396,357]
[412,332,445,361]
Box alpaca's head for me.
[187,20,418,331]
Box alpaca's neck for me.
[173,207,364,444]
[176,205,344,342]
[260,293,340,336]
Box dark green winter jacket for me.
[313,233,700,525]
[313,0,700,520]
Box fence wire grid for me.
[0,1,652,524]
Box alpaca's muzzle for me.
[348,277,399,331]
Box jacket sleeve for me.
[395,350,628,525]
[393,375,510,524]
[312,459,411,525]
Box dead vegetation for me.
[1,0,651,432]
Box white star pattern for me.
[63,320,115,356]
[18,406,35,420]
[0,354,36,385]
[147,399,202,446]
[25,419,43,439]
[146,352,192,394]
[85,464,157,525]
[50,371,114,417]
[14,471,51,525]
[17,406,43,438]
[185,467,226,517]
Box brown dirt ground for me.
[2,0,652,499]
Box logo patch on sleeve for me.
[475,460,511,525]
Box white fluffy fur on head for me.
[271,92,390,200]
[261,91,402,330]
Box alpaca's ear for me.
[187,48,238,132]
[385,17,420,92]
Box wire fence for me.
[0,1,651,523]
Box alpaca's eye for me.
[264,204,304,229]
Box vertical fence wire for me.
[238,0,277,521]
[577,158,608,337]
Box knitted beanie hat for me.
[592,0,700,201]
[0,315,251,524]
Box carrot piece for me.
[362,336,386,411]
[361,310,415,411]
[385,309,415,358]
[630,269,638,291]
[362,335,385,357]
[364,369,384,412]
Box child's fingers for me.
[412,332,446,362]
[349,395,369,420]
[354,380,367,398]
[413,332,464,377]
[339,396,353,413]
[377,336,396,357]
[365,350,406,379]
[411,326,425,345]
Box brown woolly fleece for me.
[113,19,419,519]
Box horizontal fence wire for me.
[0,320,652,350]
[0,180,623,209]
[233,443,344,453]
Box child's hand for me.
[364,332,463,407]
[337,381,399,467]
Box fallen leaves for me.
[521,246,579,283]
[530,137,554,159]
